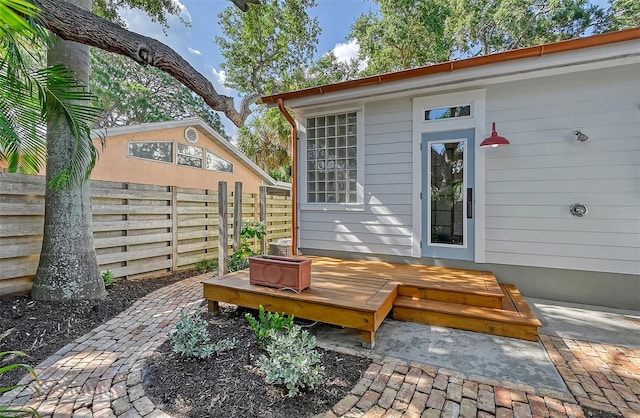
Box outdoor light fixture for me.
[574,130,588,142]
[480,122,510,148]
[570,203,588,217]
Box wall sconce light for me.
[480,122,510,148]
[574,130,588,142]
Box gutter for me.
[277,98,298,256]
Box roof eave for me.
[260,28,640,106]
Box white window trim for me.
[412,89,486,262]
[424,104,472,122]
[426,137,469,250]
[299,107,365,211]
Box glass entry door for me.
[421,129,475,261]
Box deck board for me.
[202,256,537,347]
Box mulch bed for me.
[0,270,203,387]
[143,306,370,418]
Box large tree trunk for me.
[31,0,106,301]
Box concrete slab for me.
[313,319,568,392]
[313,299,640,393]
[529,297,640,348]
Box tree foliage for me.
[293,52,361,89]
[446,0,607,56]
[236,107,291,179]
[90,49,226,136]
[602,0,640,31]
[93,0,183,27]
[349,0,453,75]
[345,0,635,75]
[216,0,321,95]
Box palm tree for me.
[1,0,106,300]
[237,107,291,180]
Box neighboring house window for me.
[425,105,471,121]
[128,141,173,163]
[177,143,203,168]
[306,112,358,203]
[206,151,233,173]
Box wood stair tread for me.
[393,289,541,327]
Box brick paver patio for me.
[1,274,638,417]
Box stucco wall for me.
[91,125,266,193]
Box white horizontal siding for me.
[486,178,638,194]
[300,97,414,256]
[484,63,640,274]
[482,205,639,221]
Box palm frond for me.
[0,65,47,173]
[0,0,103,187]
[33,65,103,189]
[0,0,41,33]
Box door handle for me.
[467,188,473,219]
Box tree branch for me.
[32,0,260,128]
[231,0,261,12]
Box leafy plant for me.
[245,305,294,345]
[228,221,266,272]
[228,250,250,272]
[168,312,214,359]
[211,337,239,354]
[101,270,116,287]
[0,351,40,417]
[258,325,324,397]
[194,258,218,273]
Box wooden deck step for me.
[397,284,503,309]
[392,283,541,341]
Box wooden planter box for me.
[248,256,311,293]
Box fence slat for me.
[218,181,228,275]
[0,173,290,295]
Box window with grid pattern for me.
[177,143,203,168]
[306,112,358,203]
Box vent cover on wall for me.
[184,127,199,143]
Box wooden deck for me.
[202,256,541,348]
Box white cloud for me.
[120,7,190,53]
[211,68,231,93]
[171,0,192,23]
[332,39,360,64]
[188,47,202,56]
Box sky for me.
[121,0,379,137]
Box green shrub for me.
[211,337,238,354]
[228,251,250,272]
[168,312,214,359]
[101,270,116,287]
[0,351,40,417]
[194,258,218,273]
[259,325,324,397]
[168,313,238,359]
[245,305,294,345]
[228,221,266,272]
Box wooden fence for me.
[0,173,292,295]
